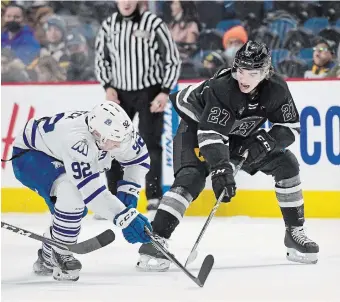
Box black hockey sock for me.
[280,204,305,227]
[275,175,305,227]
[151,186,192,238]
[152,209,179,239]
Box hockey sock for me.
[153,187,193,238]
[152,209,179,239]
[42,242,52,264]
[52,206,84,253]
[275,175,305,226]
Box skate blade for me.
[33,269,53,276]
[52,267,80,281]
[33,262,53,276]
[136,254,170,272]
[286,248,318,264]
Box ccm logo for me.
[2,223,31,236]
[257,135,272,152]
[119,209,137,227]
[211,169,225,176]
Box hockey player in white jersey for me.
[11,102,152,281]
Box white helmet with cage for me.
[88,102,134,146]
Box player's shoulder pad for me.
[210,68,234,97]
[65,133,97,163]
[211,68,233,90]
[213,67,231,79]
[262,73,292,109]
[268,72,290,94]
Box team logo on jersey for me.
[71,139,89,156]
[104,119,112,126]
[230,121,256,137]
[51,161,64,169]
[230,116,264,137]
[123,120,130,129]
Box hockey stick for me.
[184,150,249,267]
[1,221,115,254]
[145,227,214,288]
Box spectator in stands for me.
[34,55,66,82]
[1,4,40,65]
[1,1,11,30]
[32,5,55,46]
[1,48,30,82]
[199,50,227,77]
[195,1,225,28]
[168,0,200,60]
[25,1,50,29]
[72,1,101,49]
[304,38,336,78]
[66,31,95,81]
[222,25,248,67]
[41,15,69,65]
[327,42,340,78]
[27,14,70,80]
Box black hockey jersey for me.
[169,68,300,167]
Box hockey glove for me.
[233,129,276,165]
[114,206,152,244]
[116,180,141,208]
[211,163,236,203]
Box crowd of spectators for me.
[1,0,114,82]
[2,0,340,83]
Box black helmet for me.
[233,41,271,70]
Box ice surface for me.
[1,214,340,302]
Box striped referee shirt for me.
[95,10,181,93]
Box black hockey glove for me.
[233,129,276,165]
[211,163,236,203]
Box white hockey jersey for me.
[13,110,150,218]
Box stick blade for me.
[68,229,115,254]
[197,254,214,287]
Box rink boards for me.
[1,80,339,217]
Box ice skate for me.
[136,235,170,272]
[285,226,319,264]
[33,248,53,276]
[51,248,82,281]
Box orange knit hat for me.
[223,25,248,49]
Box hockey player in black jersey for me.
[136,41,319,271]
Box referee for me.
[95,0,181,214]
